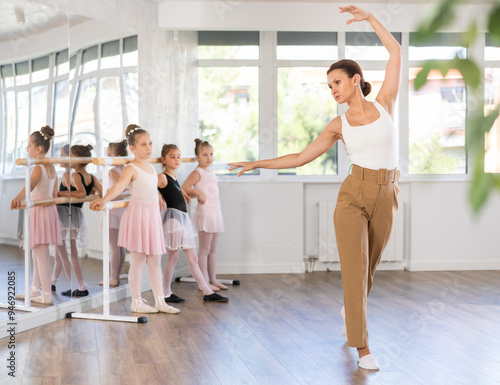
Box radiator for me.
[317,200,405,263]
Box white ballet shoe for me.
[130,297,159,314]
[341,306,347,342]
[357,354,379,370]
[31,292,54,305]
[155,296,180,314]
[16,287,40,300]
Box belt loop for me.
[360,166,364,181]
[348,164,353,176]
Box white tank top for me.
[31,165,56,199]
[128,163,158,202]
[341,100,398,170]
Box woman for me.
[228,5,402,370]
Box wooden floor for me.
[1,267,499,385]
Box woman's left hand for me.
[339,5,370,24]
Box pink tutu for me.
[193,204,224,233]
[118,198,165,255]
[29,198,63,249]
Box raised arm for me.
[228,117,341,176]
[340,5,402,114]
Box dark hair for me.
[108,139,128,157]
[61,144,70,156]
[125,124,148,146]
[70,144,93,158]
[161,144,180,158]
[30,126,54,153]
[327,59,372,97]
[194,138,212,156]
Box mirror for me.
[66,15,138,302]
[0,0,69,322]
[0,0,138,331]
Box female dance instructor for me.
[228,5,401,370]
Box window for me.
[31,56,50,83]
[408,33,467,175]
[277,32,338,61]
[198,66,259,174]
[198,31,260,174]
[484,68,500,173]
[81,46,98,74]
[198,31,259,60]
[99,77,123,144]
[101,40,120,69]
[346,32,401,60]
[277,67,337,175]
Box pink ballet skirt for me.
[29,195,62,249]
[193,205,224,233]
[118,197,165,255]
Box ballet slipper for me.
[211,282,228,290]
[155,296,180,314]
[357,354,379,370]
[341,306,347,342]
[130,297,159,313]
[16,287,40,300]
[198,285,220,292]
[31,291,54,305]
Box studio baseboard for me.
[409,259,500,271]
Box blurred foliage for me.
[415,0,500,212]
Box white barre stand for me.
[66,159,146,324]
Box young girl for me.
[11,126,62,305]
[90,124,180,314]
[159,144,228,303]
[99,139,128,287]
[55,144,102,297]
[182,139,227,290]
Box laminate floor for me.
[1,265,499,385]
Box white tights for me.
[32,245,52,295]
[52,239,86,290]
[163,248,213,296]
[129,252,163,303]
[109,228,126,282]
[197,231,220,284]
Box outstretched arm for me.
[89,165,135,211]
[228,117,341,176]
[340,5,402,114]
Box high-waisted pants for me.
[334,165,400,348]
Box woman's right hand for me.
[227,161,256,177]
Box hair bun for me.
[40,125,54,140]
[362,81,372,97]
[120,139,128,147]
[86,144,93,151]
[194,138,202,144]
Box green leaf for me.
[414,61,436,90]
[463,22,478,50]
[415,0,461,42]
[469,154,495,213]
[454,57,481,89]
[467,107,500,147]
[487,5,500,43]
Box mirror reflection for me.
[0,0,69,321]
[0,0,138,324]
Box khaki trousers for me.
[334,165,400,348]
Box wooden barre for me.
[104,200,129,210]
[92,157,196,166]
[16,157,93,166]
[16,192,130,210]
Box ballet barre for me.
[92,157,196,166]
[13,192,130,210]
[16,157,93,166]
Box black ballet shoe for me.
[61,289,89,297]
[51,285,56,292]
[203,293,229,302]
[165,294,185,303]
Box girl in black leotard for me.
[56,144,102,297]
[158,144,228,303]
